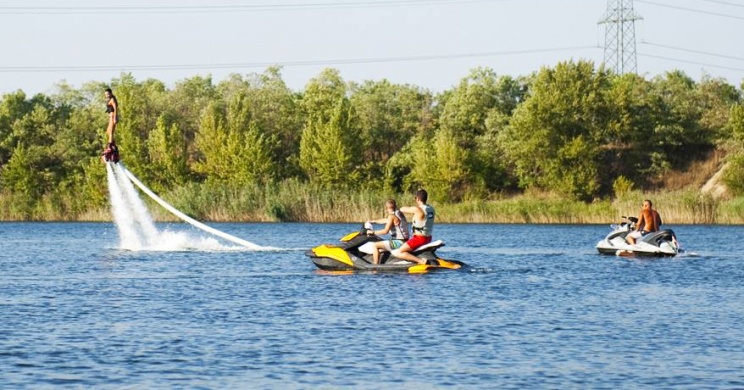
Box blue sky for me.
[0,0,742,96]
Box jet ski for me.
[102,141,120,163]
[305,225,466,273]
[596,216,681,257]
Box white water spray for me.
[115,165,159,238]
[107,163,145,250]
[106,162,275,251]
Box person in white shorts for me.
[365,199,410,264]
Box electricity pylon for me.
[599,0,642,74]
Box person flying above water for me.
[104,88,118,144]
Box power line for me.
[641,41,744,62]
[697,0,744,9]
[0,0,514,14]
[638,52,744,73]
[636,0,744,20]
[0,45,599,73]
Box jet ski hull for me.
[306,230,466,273]
[596,219,680,257]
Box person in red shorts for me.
[391,189,435,265]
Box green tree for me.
[0,91,34,166]
[645,71,711,174]
[723,103,744,194]
[49,82,107,213]
[299,98,358,186]
[194,95,276,187]
[438,68,523,145]
[697,75,741,146]
[408,128,470,201]
[299,69,360,186]
[167,75,218,166]
[603,73,657,186]
[349,79,433,185]
[0,96,69,208]
[499,60,610,200]
[439,69,527,197]
[240,67,304,179]
[147,115,191,190]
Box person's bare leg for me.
[372,243,381,265]
[107,118,117,144]
[373,241,392,264]
[106,122,113,144]
[392,244,426,265]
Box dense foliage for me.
[1,61,742,220]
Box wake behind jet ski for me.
[596,216,681,257]
[305,225,466,273]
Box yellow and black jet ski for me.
[305,226,466,273]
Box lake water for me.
[1,221,743,389]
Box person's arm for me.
[399,205,419,215]
[635,212,645,231]
[368,216,389,225]
[368,215,395,235]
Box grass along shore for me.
[1,180,742,224]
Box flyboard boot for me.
[102,141,120,163]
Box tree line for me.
[1,61,743,220]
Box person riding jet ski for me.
[390,189,435,265]
[365,199,410,265]
[626,199,663,245]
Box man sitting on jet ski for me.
[366,199,411,265]
[626,199,663,245]
[391,189,435,265]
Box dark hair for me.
[644,199,653,207]
[415,189,428,203]
[386,199,397,210]
[105,88,113,94]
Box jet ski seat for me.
[414,240,445,253]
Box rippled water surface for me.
[2,222,743,388]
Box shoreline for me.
[3,190,742,225]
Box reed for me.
[440,196,616,224]
[2,181,743,224]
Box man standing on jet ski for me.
[391,189,435,265]
[626,199,663,245]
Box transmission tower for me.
[599,0,642,74]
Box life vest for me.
[412,204,435,237]
[391,209,410,241]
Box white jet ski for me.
[596,216,681,257]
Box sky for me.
[0,0,743,97]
